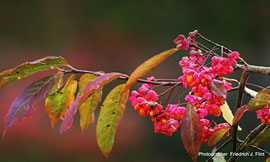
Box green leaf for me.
[78,74,103,134]
[248,129,270,146]
[96,84,129,157]
[0,56,68,88]
[208,128,230,146]
[123,48,178,92]
[45,75,77,127]
[181,104,202,162]
[247,90,270,111]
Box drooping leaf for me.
[220,102,242,131]
[248,129,270,146]
[181,104,202,162]
[96,84,129,157]
[245,87,257,98]
[45,75,77,127]
[0,56,67,88]
[208,128,230,146]
[208,79,227,98]
[3,76,55,137]
[78,74,103,134]
[232,105,248,125]
[247,89,270,111]
[122,48,178,92]
[60,73,124,134]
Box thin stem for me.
[232,71,249,153]
[197,33,232,53]
[63,69,181,86]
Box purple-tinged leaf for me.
[208,79,227,98]
[3,76,55,138]
[60,73,124,134]
[181,104,202,162]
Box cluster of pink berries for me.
[256,106,270,124]
[128,78,186,136]
[129,31,239,142]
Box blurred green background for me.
[0,1,270,162]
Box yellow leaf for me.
[45,75,77,127]
[78,74,103,134]
[220,102,242,131]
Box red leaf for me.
[3,76,55,138]
[208,128,230,146]
[60,73,124,134]
[208,79,227,98]
[232,105,247,125]
[181,104,202,162]
[122,48,178,92]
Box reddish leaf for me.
[45,75,77,127]
[232,105,248,125]
[247,89,270,111]
[208,128,230,146]
[181,104,202,162]
[96,84,129,157]
[60,73,124,134]
[248,129,270,146]
[0,56,67,88]
[208,79,227,98]
[3,76,55,137]
[122,48,178,92]
[78,74,103,134]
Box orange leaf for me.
[123,48,178,92]
[96,84,129,157]
[181,104,202,162]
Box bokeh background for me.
[0,1,270,162]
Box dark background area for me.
[0,1,269,162]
